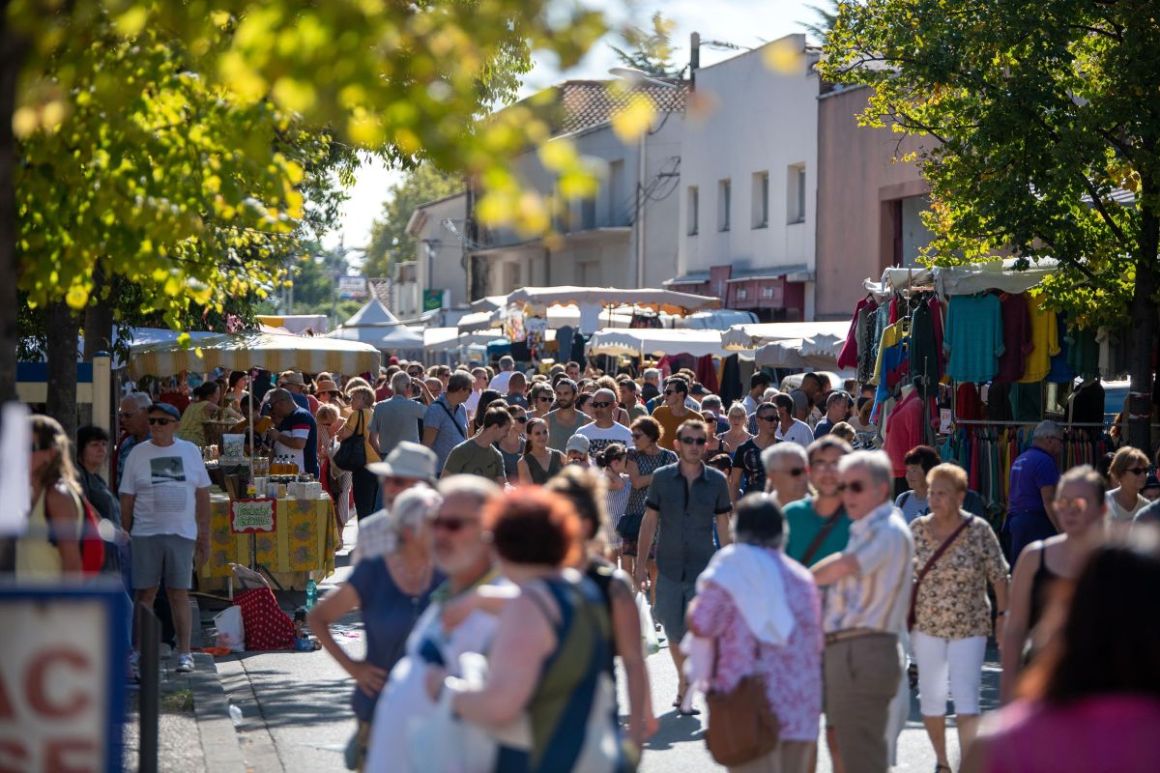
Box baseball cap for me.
[148,402,181,421]
[565,434,591,454]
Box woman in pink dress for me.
[965,525,1160,773]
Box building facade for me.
[394,192,469,319]
[814,85,933,319]
[464,81,686,299]
[668,34,820,322]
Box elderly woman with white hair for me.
[687,495,823,773]
[308,486,445,769]
[762,442,811,506]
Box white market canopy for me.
[423,327,516,353]
[126,331,382,378]
[378,325,424,349]
[255,314,328,335]
[506,286,722,315]
[755,331,846,370]
[457,303,636,334]
[586,328,732,359]
[863,257,1061,298]
[721,321,850,351]
[329,298,408,345]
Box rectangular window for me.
[787,164,806,224]
[752,171,769,228]
[687,186,699,235]
[718,179,731,232]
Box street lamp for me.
[608,68,679,289]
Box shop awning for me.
[754,331,845,370]
[505,286,721,314]
[127,331,382,378]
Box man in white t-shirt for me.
[574,388,632,456]
[487,355,516,393]
[119,403,211,674]
[774,393,815,447]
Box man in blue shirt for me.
[422,372,471,475]
[265,388,319,477]
[1004,420,1062,563]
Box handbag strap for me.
[800,508,843,567]
[436,398,466,439]
[908,516,974,626]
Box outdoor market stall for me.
[199,492,340,592]
[721,320,851,351]
[125,331,374,587]
[754,330,846,370]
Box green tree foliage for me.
[822,0,1160,445]
[3,0,609,401]
[610,12,678,77]
[363,164,461,279]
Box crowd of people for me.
[13,353,1160,772]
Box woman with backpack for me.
[19,415,86,577]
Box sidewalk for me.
[121,598,247,773]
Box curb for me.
[188,598,249,772]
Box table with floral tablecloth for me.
[200,493,339,590]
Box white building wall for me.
[477,113,683,294]
[677,35,819,302]
[411,193,468,309]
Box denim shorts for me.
[131,534,195,590]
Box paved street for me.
[210,521,999,772]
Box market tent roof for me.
[424,328,521,353]
[255,314,328,335]
[721,321,850,351]
[329,298,406,344]
[863,258,1060,298]
[586,328,730,359]
[755,331,845,370]
[457,304,635,334]
[127,331,381,378]
[506,286,721,314]
[378,325,424,349]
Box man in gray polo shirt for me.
[812,449,913,773]
[634,417,732,712]
[370,370,428,459]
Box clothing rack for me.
[951,417,1108,429]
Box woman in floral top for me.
[910,463,1009,773]
[688,495,822,773]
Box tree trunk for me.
[83,264,114,360]
[45,301,79,440]
[1127,204,1159,452]
[0,24,27,404]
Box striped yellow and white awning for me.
[127,331,382,378]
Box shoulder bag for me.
[799,508,844,567]
[333,410,368,473]
[705,637,779,766]
[435,398,466,439]
[907,516,974,630]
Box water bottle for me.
[228,703,243,727]
[305,573,317,610]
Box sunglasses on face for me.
[778,467,805,477]
[514,416,527,423]
[631,432,645,439]
[536,396,552,402]
[591,401,612,409]
[1126,467,1149,476]
[432,516,475,533]
[1053,496,1090,511]
[148,418,176,426]
[757,414,777,422]
[679,436,707,446]
[837,480,868,494]
[664,389,679,396]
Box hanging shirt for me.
[1065,324,1100,380]
[994,293,1033,382]
[945,294,1005,383]
[838,298,874,370]
[1019,294,1060,383]
[883,389,925,478]
[910,297,941,387]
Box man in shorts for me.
[119,403,211,674]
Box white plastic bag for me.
[635,592,660,655]
[214,605,246,653]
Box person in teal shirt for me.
[784,436,853,566]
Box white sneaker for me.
[175,653,194,673]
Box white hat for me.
[565,434,590,454]
[366,441,437,482]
